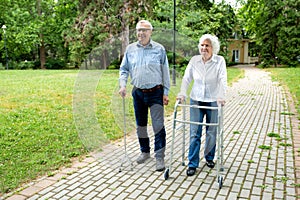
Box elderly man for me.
[119,20,170,172]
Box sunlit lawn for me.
[266,67,300,121]
[1,67,243,194]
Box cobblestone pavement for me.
[2,65,300,200]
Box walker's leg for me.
[220,129,224,172]
[181,105,186,166]
[216,106,223,189]
[220,107,224,171]
[216,124,221,184]
[218,176,223,189]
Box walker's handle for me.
[218,104,224,130]
[174,99,180,110]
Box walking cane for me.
[119,97,133,172]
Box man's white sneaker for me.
[136,152,150,164]
[156,158,165,171]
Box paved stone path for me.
[2,65,300,200]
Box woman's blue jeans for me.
[188,99,218,168]
[132,87,166,159]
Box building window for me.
[232,50,240,62]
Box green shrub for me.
[33,60,41,69]
[0,63,4,70]
[108,59,121,69]
[45,58,66,69]
[17,61,36,70]
[167,52,190,76]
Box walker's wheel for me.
[218,176,223,189]
[164,168,169,180]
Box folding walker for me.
[164,100,225,189]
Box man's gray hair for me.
[136,20,153,30]
[199,34,220,54]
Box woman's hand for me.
[217,99,225,106]
[176,95,185,103]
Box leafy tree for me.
[0,0,79,69]
[277,0,300,66]
[238,0,300,67]
[0,0,243,70]
[0,0,39,65]
[64,0,157,68]
[152,0,237,64]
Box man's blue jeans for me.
[132,87,166,159]
[188,99,218,168]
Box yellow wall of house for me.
[228,39,250,64]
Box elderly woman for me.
[177,34,227,176]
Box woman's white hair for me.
[199,34,220,54]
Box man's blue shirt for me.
[119,40,170,96]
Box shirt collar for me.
[137,39,153,48]
[200,54,217,63]
[211,54,218,63]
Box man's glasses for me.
[136,28,151,33]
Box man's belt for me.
[139,85,163,93]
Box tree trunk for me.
[121,1,129,57]
[37,0,46,69]
[40,36,46,69]
[121,24,129,55]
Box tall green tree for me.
[277,0,300,66]
[64,0,157,68]
[0,0,39,64]
[0,0,79,69]
[152,0,237,62]
[238,0,299,66]
[0,0,242,69]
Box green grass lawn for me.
[227,66,245,86]
[265,67,300,121]
[0,67,243,194]
[0,70,86,194]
